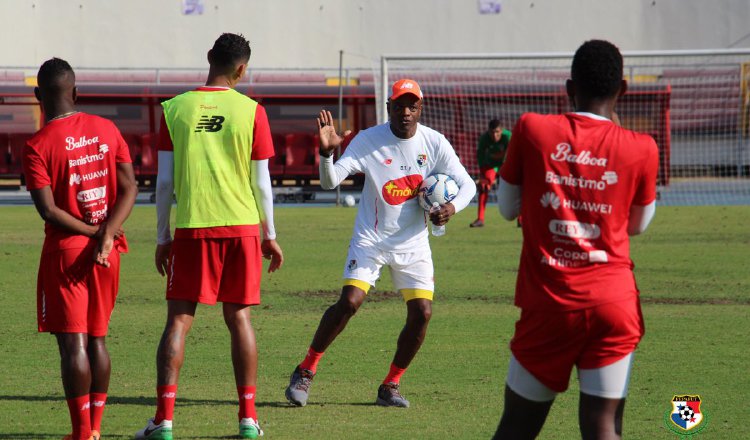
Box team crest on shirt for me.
[664,395,708,436]
[416,154,427,167]
[382,174,422,205]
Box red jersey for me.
[157,86,275,239]
[23,112,132,252]
[500,112,658,311]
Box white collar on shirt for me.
[574,111,611,121]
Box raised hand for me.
[317,110,351,157]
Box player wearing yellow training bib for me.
[136,33,283,440]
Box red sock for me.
[154,384,177,424]
[237,385,257,420]
[66,395,91,440]
[383,363,407,385]
[299,347,325,373]
[478,191,488,221]
[89,392,107,433]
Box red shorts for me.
[37,245,121,337]
[510,296,644,393]
[166,236,262,305]
[479,166,497,188]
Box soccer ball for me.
[418,173,459,211]
[343,194,356,207]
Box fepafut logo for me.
[381,175,422,205]
[664,394,708,436]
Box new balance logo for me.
[161,392,176,398]
[194,115,225,132]
[242,393,255,400]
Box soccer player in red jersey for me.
[492,40,658,439]
[135,33,283,440]
[23,58,138,440]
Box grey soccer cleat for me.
[285,365,315,407]
[376,382,410,408]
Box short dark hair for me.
[571,40,623,99]
[488,119,502,130]
[37,57,75,91]
[208,33,251,72]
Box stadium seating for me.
[0,133,9,175]
[139,133,157,173]
[284,133,319,181]
[269,133,287,177]
[5,133,31,178]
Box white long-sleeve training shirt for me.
[320,122,475,252]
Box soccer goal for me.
[376,49,750,206]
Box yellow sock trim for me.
[343,278,371,293]
[401,288,433,302]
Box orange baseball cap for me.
[390,79,423,100]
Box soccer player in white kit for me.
[285,79,476,408]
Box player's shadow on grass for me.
[0,435,64,439]
[0,394,317,409]
[0,394,234,407]
[0,394,64,402]
[277,401,377,407]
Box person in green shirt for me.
[471,119,511,227]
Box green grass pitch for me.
[0,205,748,439]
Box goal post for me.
[376,49,750,206]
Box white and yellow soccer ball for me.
[418,173,459,211]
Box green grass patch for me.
[0,205,748,439]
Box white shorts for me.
[342,241,434,301]
[506,353,634,402]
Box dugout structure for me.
[377,49,750,205]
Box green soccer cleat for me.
[239,417,264,438]
[134,418,173,440]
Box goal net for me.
[376,50,750,206]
